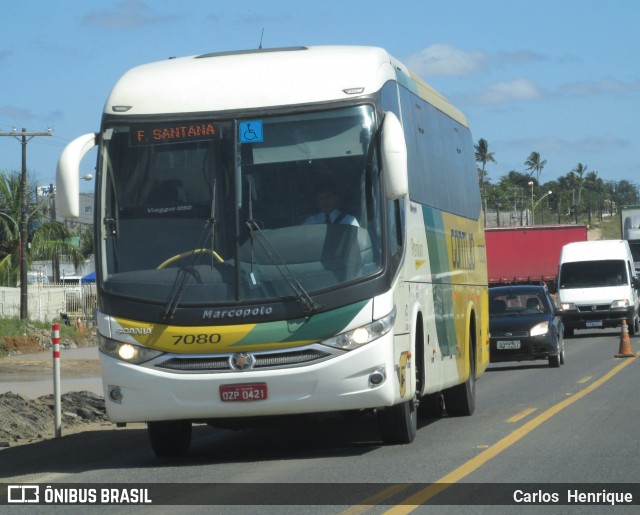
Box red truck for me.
[485,225,588,287]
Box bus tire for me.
[147,420,192,457]
[377,397,418,445]
[443,344,476,417]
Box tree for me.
[571,163,588,206]
[474,138,496,195]
[0,171,85,286]
[524,152,547,186]
[0,173,23,286]
[30,222,85,282]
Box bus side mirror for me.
[380,112,408,200]
[56,133,97,218]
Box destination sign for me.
[130,121,219,146]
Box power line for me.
[0,127,53,319]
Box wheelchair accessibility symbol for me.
[239,120,264,143]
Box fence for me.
[0,283,98,323]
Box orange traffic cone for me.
[615,320,635,358]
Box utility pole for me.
[0,127,53,319]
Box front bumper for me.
[99,333,404,423]
[560,305,633,330]
[490,335,558,363]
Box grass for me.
[0,317,79,338]
[584,212,622,240]
[0,317,83,357]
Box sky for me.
[1,0,638,193]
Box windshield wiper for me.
[161,266,202,320]
[245,219,319,315]
[161,179,219,321]
[244,175,319,315]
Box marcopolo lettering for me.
[203,306,273,320]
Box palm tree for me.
[474,138,496,195]
[0,171,85,285]
[571,163,588,206]
[524,152,547,186]
[0,173,22,286]
[31,222,85,282]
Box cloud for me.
[0,106,35,121]
[497,135,628,156]
[559,78,640,96]
[496,50,548,66]
[405,44,489,76]
[456,76,640,108]
[461,78,546,106]
[82,1,177,28]
[405,45,549,77]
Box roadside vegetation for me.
[475,139,639,228]
[0,317,84,357]
[589,212,622,240]
[0,171,92,287]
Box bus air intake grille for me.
[253,349,329,368]
[155,357,229,371]
[153,348,333,373]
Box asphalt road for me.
[2,329,639,514]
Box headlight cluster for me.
[559,302,577,311]
[530,321,550,337]
[98,334,164,364]
[322,308,396,350]
[611,299,630,309]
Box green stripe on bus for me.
[230,300,370,346]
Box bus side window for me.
[387,198,404,274]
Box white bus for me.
[57,46,489,456]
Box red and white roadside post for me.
[52,323,61,438]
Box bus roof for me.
[103,45,468,126]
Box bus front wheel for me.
[377,397,418,445]
[147,420,192,457]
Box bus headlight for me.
[321,308,396,350]
[98,334,164,364]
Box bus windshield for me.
[99,105,383,307]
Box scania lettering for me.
[57,46,489,457]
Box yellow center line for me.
[341,484,413,515]
[378,356,637,514]
[505,407,537,423]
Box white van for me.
[557,240,640,337]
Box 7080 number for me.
[172,333,222,345]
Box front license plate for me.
[497,340,521,350]
[586,320,603,327]
[220,383,268,402]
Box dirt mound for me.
[0,336,43,354]
[0,323,97,357]
[0,391,108,448]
